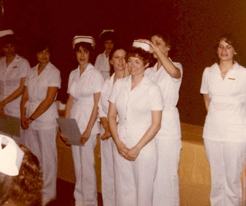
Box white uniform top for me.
[201,62,246,142]
[0,54,30,117]
[109,75,163,150]
[68,63,104,135]
[95,51,110,80]
[145,60,183,139]
[98,73,115,119]
[24,62,61,130]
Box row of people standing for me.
[60,30,183,206]
[0,27,245,206]
[0,29,61,206]
[64,31,246,206]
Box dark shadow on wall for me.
[3,0,246,126]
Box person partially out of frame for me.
[201,34,246,206]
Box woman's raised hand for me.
[137,39,160,55]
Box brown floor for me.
[47,179,103,206]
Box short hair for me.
[74,42,94,53]
[0,144,43,206]
[127,47,151,66]
[0,35,17,47]
[148,28,172,48]
[215,33,240,63]
[100,31,115,44]
[34,38,52,54]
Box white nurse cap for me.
[132,40,151,52]
[72,36,95,49]
[0,134,24,176]
[0,29,14,38]
[99,29,114,38]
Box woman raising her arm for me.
[141,31,183,206]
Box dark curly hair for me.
[100,31,115,44]
[0,144,43,206]
[127,47,151,66]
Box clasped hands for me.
[21,117,33,129]
[116,141,140,161]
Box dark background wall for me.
[3,0,246,126]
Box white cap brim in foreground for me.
[72,36,95,49]
[132,40,151,52]
[0,134,24,176]
[0,29,14,38]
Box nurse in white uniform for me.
[95,30,115,80]
[20,40,61,206]
[201,34,246,206]
[0,29,30,144]
[108,41,163,206]
[62,36,104,206]
[141,31,182,206]
[98,46,127,206]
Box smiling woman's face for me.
[128,56,147,76]
[217,38,236,62]
[110,49,126,72]
[37,48,50,64]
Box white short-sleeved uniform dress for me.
[145,60,183,206]
[23,62,61,205]
[109,75,163,206]
[67,63,104,206]
[0,54,30,144]
[95,51,110,80]
[98,73,117,206]
[200,62,246,206]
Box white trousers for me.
[113,141,157,206]
[204,139,246,206]
[100,137,115,206]
[24,127,58,206]
[72,134,98,206]
[153,138,182,206]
